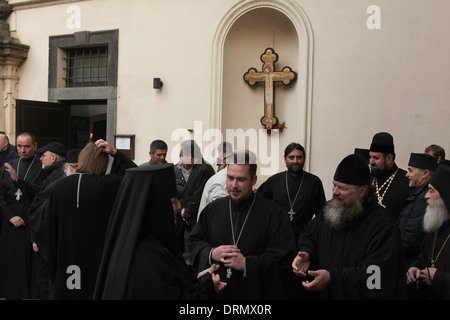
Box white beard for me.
[323,198,363,231]
[423,198,450,233]
[64,165,73,177]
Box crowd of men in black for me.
[0,130,449,300]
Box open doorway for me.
[15,99,107,149]
[69,100,107,149]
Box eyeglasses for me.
[331,182,354,193]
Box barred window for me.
[65,46,108,87]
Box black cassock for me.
[48,151,135,299]
[372,164,410,222]
[298,202,407,299]
[397,183,428,267]
[257,170,326,242]
[94,164,216,300]
[409,220,450,299]
[188,192,297,299]
[0,155,42,299]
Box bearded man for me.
[369,132,410,222]
[188,150,297,299]
[292,154,406,299]
[257,143,326,242]
[407,165,450,299]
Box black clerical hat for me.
[370,132,395,154]
[429,165,450,213]
[354,148,370,162]
[67,149,81,163]
[334,154,371,186]
[36,141,67,158]
[408,153,438,171]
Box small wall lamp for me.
[153,78,163,89]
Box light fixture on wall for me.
[153,78,163,89]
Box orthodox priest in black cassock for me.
[258,166,325,242]
[94,164,220,300]
[0,152,42,299]
[296,154,406,299]
[257,143,326,243]
[369,132,410,222]
[407,165,450,299]
[189,169,297,300]
[47,142,136,299]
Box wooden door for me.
[16,99,70,147]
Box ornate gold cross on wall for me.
[243,48,296,130]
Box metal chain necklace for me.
[227,193,256,278]
[431,230,450,267]
[15,154,37,201]
[285,171,305,221]
[373,168,398,208]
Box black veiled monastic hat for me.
[93,163,178,299]
[429,164,450,213]
[334,154,371,186]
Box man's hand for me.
[302,269,330,291]
[10,216,25,228]
[4,163,18,182]
[292,251,310,277]
[406,266,420,284]
[212,245,243,270]
[198,264,227,293]
[419,267,436,286]
[95,139,117,155]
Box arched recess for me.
[209,0,314,170]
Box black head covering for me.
[36,141,67,158]
[334,154,371,186]
[408,153,438,171]
[429,165,450,213]
[66,149,81,163]
[370,132,395,154]
[93,164,178,299]
[354,148,370,163]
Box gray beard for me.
[323,198,363,231]
[423,199,450,233]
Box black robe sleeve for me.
[433,270,450,299]
[110,150,137,174]
[126,234,216,300]
[299,207,406,300]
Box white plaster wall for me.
[299,0,450,198]
[9,0,450,200]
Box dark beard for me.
[286,163,304,176]
[371,167,387,178]
[323,198,363,230]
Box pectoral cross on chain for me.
[288,209,295,222]
[15,188,22,201]
[243,48,296,130]
[226,267,232,279]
